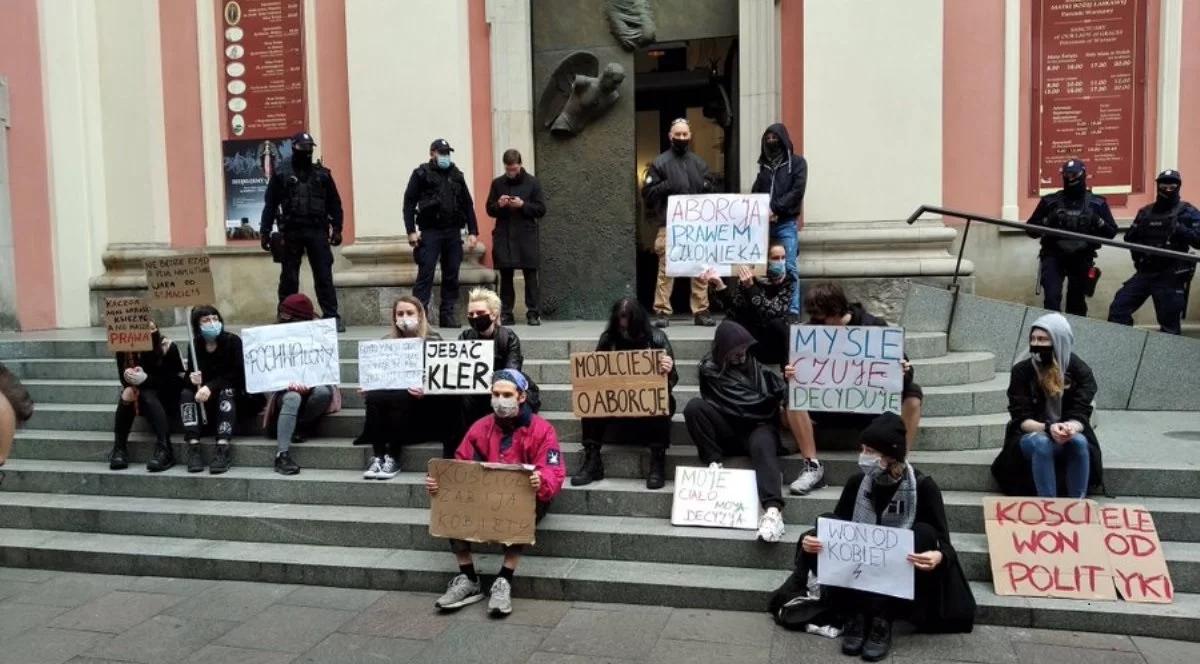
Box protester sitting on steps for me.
[260,294,342,476]
[427,369,564,617]
[684,320,789,543]
[991,313,1105,498]
[353,296,453,480]
[701,242,794,366]
[573,297,677,490]
[781,413,975,661]
[111,320,184,472]
[786,282,923,497]
[0,363,35,465]
[180,305,252,475]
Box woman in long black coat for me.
[486,149,546,325]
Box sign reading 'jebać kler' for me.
[423,340,494,395]
[570,350,668,418]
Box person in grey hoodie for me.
[991,313,1104,498]
[751,123,808,317]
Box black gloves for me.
[330,230,343,247]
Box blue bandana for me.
[492,369,529,392]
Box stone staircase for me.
[1,295,1198,641]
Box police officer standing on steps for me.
[261,131,346,332]
[1026,159,1118,316]
[404,138,479,328]
[1108,170,1200,335]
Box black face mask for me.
[293,150,313,169]
[765,140,782,157]
[1156,185,1181,207]
[1030,345,1054,364]
[469,315,493,334]
[670,139,689,155]
[1062,174,1085,198]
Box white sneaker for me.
[789,459,825,495]
[363,456,382,480]
[376,454,399,480]
[758,507,785,543]
[708,461,724,470]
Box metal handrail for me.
[905,204,1199,330]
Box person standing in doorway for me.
[486,149,547,325]
[404,138,479,328]
[643,118,715,328]
[1026,159,1118,316]
[260,131,346,332]
[752,123,807,321]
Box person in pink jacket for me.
[426,369,564,617]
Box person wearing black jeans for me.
[683,320,788,543]
[180,305,248,475]
[111,322,185,472]
[404,138,479,328]
[260,131,346,332]
[486,149,546,325]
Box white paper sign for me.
[241,318,341,394]
[665,193,770,277]
[670,466,760,531]
[424,340,494,395]
[817,517,915,600]
[788,325,905,414]
[358,339,424,392]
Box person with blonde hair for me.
[990,313,1104,498]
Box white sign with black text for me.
[670,466,760,531]
[358,339,425,392]
[423,340,494,395]
[817,517,915,600]
[241,319,341,394]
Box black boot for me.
[146,441,175,472]
[570,444,604,486]
[109,442,128,470]
[861,617,893,662]
[646,448,666,490]
[841,613,867,657]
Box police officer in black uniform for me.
[1108,169,1200,335]
[261,131,346,332]
[1026,159,1118,316]
[403,138,479,328]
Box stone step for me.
[0,492,1195,593]
[19,403,1010,451]
[13,435,1200,498]
[19,372,1012,417]
[0,527,1195,640]
[0,330,950,361]
[3,461,1198,543]
[2,347,992,388]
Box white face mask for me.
[858,452,883,475]
[396,317,419,333]
[491,396,520,418]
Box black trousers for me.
[581,415,672,450]
[114,388,171,445]
[179,387,238,442]
[356,390,460,459]
[499,268,540,318]
[683,398,784,509]
[1040,253,1092,316]
[279,226,338,319]
[1108,270,1188,334]
[741,317,789,367]
[413,228,464,319]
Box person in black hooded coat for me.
[751,122,807,316]
[111,320,185,472]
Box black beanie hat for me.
[861,412,907,462]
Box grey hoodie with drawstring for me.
[1024,312,1075,423]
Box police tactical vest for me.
[1132,202,1181,272]
[1048,194,1098,253]
[418,165,467,227]
[282,168,329,224]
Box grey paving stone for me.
[660,607,776,647]
[49,591,183,634]
[65,658,135,664]
[85,615,236,664]
[1010,627,1139,652]
[1058,310,1148,409]
[948,293,1029,371]
[900,284,954,333]
[526,654,639,664]
[449,596,571,628]
[183,645,296,664]
[0,578,40,600]
[217,604,357,654]
[9,573,132,608]
[118,576,219,596]
[164,580,297,621]
[769,628,847,662]
[1129,331,1200,410]
[0,566,61,582]
[277,585,385,611]
[1131,635,1197,664]
[646,638,770,664]
[0,601,71,640]
[1011,642,1147,664]
[892,625,1018,663]
[411,622,549,664]
[339,606,451,641]
[540,607,669,660]
[294,632,428,664]
[0,627,113,664]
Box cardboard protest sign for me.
[358,339,424,392]
[427,459,537,545]
[670,466,759,530]
[104,297,154,353]
[570,350,669,418]
[983,497,1116,600]
[787,325,905,414]
[143,255,216,309]
[1099,504,1174,603]
[241,318,341,394]
[665,193,769,277]
[817,517,915,600]
[424,340,493,395]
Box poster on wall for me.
[1031,0,1147,195]
[222,138,294,235]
